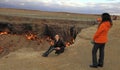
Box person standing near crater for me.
[90,13,113,68]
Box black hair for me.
[99,13,113,27]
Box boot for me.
[42,52,48,57]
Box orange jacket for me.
[93,21,111,43]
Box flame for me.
[49,40,54,45]
[25,33,37,40]
[0,32,8,35]
[65,39,75,47]
[65,42,71,47]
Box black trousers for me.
[43,46,64,56]
[92,43,105,66]
[43,46,55,55]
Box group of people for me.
[42,13,113,68]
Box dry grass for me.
[0,8,99,21]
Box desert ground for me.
[0,8,120,70]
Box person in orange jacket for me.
[90,13,113,68]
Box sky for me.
[0,0,120,15]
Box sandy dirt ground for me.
[0,20,119,70]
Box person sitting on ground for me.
[42,34,65,57]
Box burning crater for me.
[0,20,96,57]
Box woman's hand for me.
[55,47,61,50]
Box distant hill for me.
[0,5,99,19]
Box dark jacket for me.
[53,39,65,53]
[54,39,65,48]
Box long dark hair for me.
[99,13,113,27]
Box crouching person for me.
[42,34,65,57]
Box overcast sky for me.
[0,0,120,15]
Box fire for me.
[25,33,37,40]
[0,31,8,35]
[65,42,71,47]
[65,39,75,47]
[49,40,54,45]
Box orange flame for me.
[25,33,37,40]
[65,42,71,47]
[65,39,75,47]
[0,32,8,35]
